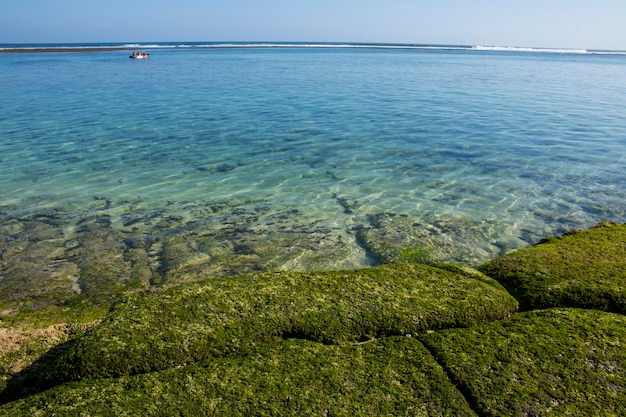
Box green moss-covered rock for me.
[40,263,517,384]
[420,308,626,416]
[478,222,626,312]
[2,337,477,417]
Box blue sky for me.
[2,0,625,50]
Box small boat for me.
[129,52,149,59]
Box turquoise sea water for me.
[1,44,626,281]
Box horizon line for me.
[1,41,624,55]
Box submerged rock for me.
[122,235,153,250]
[355,212,522,266]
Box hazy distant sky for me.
[2,0,625,50]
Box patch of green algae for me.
[420,308,626,416]
[1,338,477,417]
[478,222,626,312]
[39,263,517,384]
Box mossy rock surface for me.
[40,263,517,384]
[478,222,626,312]
[1,337,477,417]
[420,308,626,417]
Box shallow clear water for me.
[1,46,626,274]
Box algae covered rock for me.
[40,263,517,383]
[355,212,526,267]
[2,337,478,417]
[478,222,626,312]
[420,308,626,417]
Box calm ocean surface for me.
[1,44,626,276]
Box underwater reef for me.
[0,222,624,416]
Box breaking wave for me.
[1,42,624,55]
[471,45,589,54]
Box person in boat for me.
[130,51,149,58]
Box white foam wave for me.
[2,42,624,55]
[472,45,589,54]
[121,44,164,49]
[169,43,471,51]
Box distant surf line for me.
[1,42,624,55]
